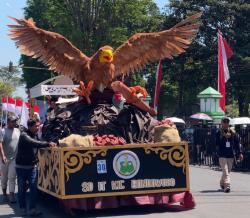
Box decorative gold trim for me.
[38,142,190,199]
[144,144,187,174]
[60,149,65,196]
[38,186,62,199]
[59,142,187,151]
[185,143,190,190]
[62,187,189,199]
[63,149,108,181]
[38,148,61,194]
[37,186,188,199]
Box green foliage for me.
[226,101,239,118]
[0,62,22,97]
[157,0,250,117]
[19,0,250,117]
[0,61,22,86]
[0,80,15,97]
[21,0,163,89]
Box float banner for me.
[38,142,189,199]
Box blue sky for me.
[0,0,26,67]
[0,0,168,98]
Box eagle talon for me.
[73,80,94,104]
[111,81,157,116]
[129,86,149,97]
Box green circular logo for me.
[113,150,140,179]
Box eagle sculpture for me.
[9,13,201,116]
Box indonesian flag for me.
[15,98,23,115]
[218,30,233,112]
[153,61,163,110]
[1,96,7,111]
[33,105,40,113]
[7,96,16,113]
[25,102,40,113]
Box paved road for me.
[1,166,250,217]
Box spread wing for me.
[8,17,90,80]
[113,12,202,77]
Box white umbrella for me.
[166,117,185,124]
[230,117,250,125]
[190,113,213,121]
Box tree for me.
[157,0,250,117]
[21,0,163,89]
[0,81,15,97]
[0,61,22,97]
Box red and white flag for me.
[218,30,233,112]
[15,98,23,115]
[1,96,7,111]
[153,61,163,110]
[33,105,40,113]
[7,96,16,113]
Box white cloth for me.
[0,159,16,193]
[0,128,20,160]
[219,157,234,188]
[20,102,29,129]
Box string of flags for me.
[1,96,40,115]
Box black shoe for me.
[20,208,27,216]
[9,195,17,204]
[224,187,230,193]
[29,209,43,217]
[2,195,8,203]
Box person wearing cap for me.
[15,118,57,216]
[0,115,21,203]
[215,117,243,193]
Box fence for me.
[180,126,250,171]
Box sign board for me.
[38,142,189,199]
[30,85,78,98]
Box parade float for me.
[9,12,201,212]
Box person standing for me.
[0,115,20,203]
[15,118,56,216]
[216,117,243,193]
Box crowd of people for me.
[0,114,56,216]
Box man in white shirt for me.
[0,115,20,203]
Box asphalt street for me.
[1,166,250,218]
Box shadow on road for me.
[71,205,194,217]
[38,191,195,217]
[200,190,222,193]
[0,193,23,218]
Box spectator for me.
[216,117,243,193]
[32,112,43,140]
[15,118,56,216]
[0,115,20,203]
[46,96,58,120]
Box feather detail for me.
[8,16,90,79]
[113,12,202,77]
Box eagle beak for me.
[104,56,112,61]
[99,49,113,63]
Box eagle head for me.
[99,46,114,63]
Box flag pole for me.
[5,96,9,125]
[0,106,3,128]
[14,98,17,116]
[153,60,163,112]
[217,30,233,112]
